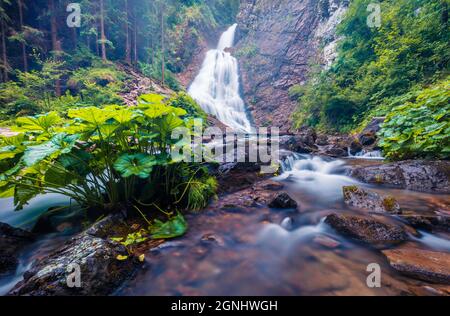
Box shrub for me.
[378,79,450,160]
[167,92,207,121]
[0,94,217,219]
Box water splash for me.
[188,24,253,133]
[348,149,384,160]
[276,154,357,202]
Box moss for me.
[374,174,384,184]
[382,196,398,212]
[343,185,359,199]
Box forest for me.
[0,0,449,298]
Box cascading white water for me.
[276,154,357,202]
[188,24,253,133]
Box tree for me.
[124,0,131,64]
[0,0,11,82]
[160,1,165,86]
[17,0,27,71]
[99,0,107,61]
[48,0,61,96]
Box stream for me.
[115,154,450,295]
[1,25,449,296]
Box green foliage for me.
[379,79,450,160]
[0,55,126,119]
[0,94,217,215]
[150,212,188,239]
[293,0,450,132]
[187,175,218,211]
[167,92,207,120]
[139,59,181,91]
[67,65,125,106]
[235,44,259,59]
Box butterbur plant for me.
[0,94,217,237]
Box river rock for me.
[362,117,385,135]
[0,223,34,275]
[343,186,401,214]
[9,215,135,296]
[259,180,284,191]
[348,160,450,193]
[349,139,363,156]
[382,248,450,284]
[216,162,267,193]
[320,144,349,158]
[325,214,408,246]
[316,134,329,146]
[398,211,450,232]
[268,192,298,209]
[279,133,318,154]
[313,235,341,249]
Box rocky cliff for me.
[234,0,349,133]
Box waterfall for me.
[188,24,253,133]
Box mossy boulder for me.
[343,186,401,214]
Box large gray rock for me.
[383,248,450,284]
[9,215,135,296]
[325,214,408,246]
[343,186,401,214]
[0,223,34,275]
[279,129,318,153]
[268,192,298,209]
[348,161,450,193]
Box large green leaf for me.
[22,133,80,167]
[113,153,157,179]
[113,108,134,124]
[14,180,42,210]
[58,149,92,177]
[150,213,188,239]
[143,104,173,119]
[0,181,14,198]
[138,94,165,105]
[0,146,21,160]
[68,107,115,126]
[14,112,61,134]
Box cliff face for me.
[235,0,349,133]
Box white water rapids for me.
[188,24,253,133]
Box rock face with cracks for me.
[235,0,349,132]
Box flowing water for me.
[117,155,450,296]
[1,25,449,296]
[188,24,253,133]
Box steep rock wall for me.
[235,0,349,133]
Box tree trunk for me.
[133,11,137,66]
[124,0,131,64]
[72,27,77,50]
[1,19,8,82]
[443,0,449,24]
[95,25,99,56]
[99,0,107,61]
[48,0,61,96]
[18,0,28,71]
[160,7,165,86]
